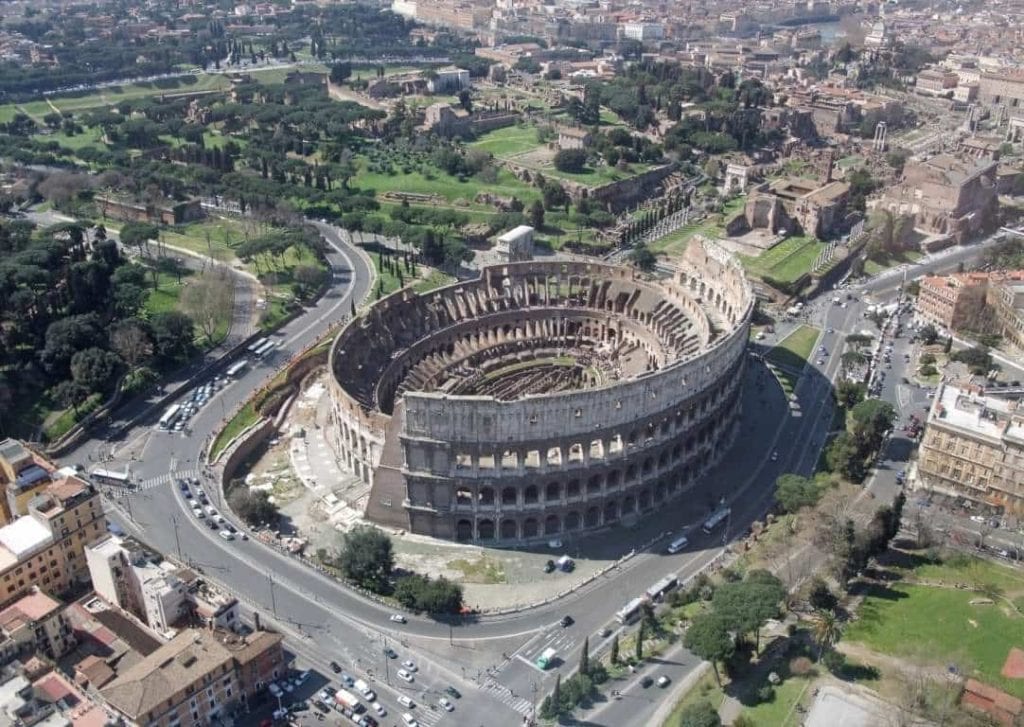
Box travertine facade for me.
[329,239,754,542]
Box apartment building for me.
[915,272,992,330]
[917,383,1024,512]
[0,588,74,664]
[99,628,284,727]
[0,476,105,610]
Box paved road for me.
[55,232,1012,727]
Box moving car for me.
[390,614,406,624]
[397,669,414,683]
[383,647,397,659]
[329,661,341,674]
[657,676,670,688]
[218,530,234,541]
[640,676,654,688]
[397,695,415,708]
[439,697,454,712]
[560,615,574,628]
[444,686,461,699]
[401,660,417,672]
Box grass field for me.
[863,250,923,277]
[470,124,541,158]
[543,160,656,187]
[144,269,191,317]
[159,217,258,262]
[412,269,456,294]
[210,400,260,460]
[739,236,823,284]
[354,162,541,207]
[742,675,815,726]
[33,125,105,152]
[766,325,821,374]
[846,581,1024,699]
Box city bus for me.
[615,596,647,625]
[225,359,248,378]
[701,506,731,534]
[645,575,679,603]
[90,468,131,487]
[253,340,277,358]
[247,338,268,354]
[535,647,557,670]
[158,404,182,430]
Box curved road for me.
[52,230,1008,726]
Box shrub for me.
[757,685,775,704]
[822,649,846,673]
[919,364,938,377]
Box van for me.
[666,535,689,554]
[397,695,415,708]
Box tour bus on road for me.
[333,689,364,714]
[701,506,731,534]
[645,575,679,603]
[90,468,132,488]
[615,596,647,625]
[158,404,182,430]
[225,359,248,378]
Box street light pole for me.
[171,514,182,558]
[268,574,277,617]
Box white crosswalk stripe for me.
[137,468,202,491]
[479,678,534,716]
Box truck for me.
[535,647,557,670]
[334,689,365,714]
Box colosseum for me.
[327,238,754,543]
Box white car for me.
[439,697,454,712]
[397,695,415,708]
[192,507,205,518]
[401,660,417,672]
[390,614,406,624]
[372,702,386,716]
[219,530,234,541]
[397,669,415,683]
[401,714,418,727]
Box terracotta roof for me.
[0,589,61,631]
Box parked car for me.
[390,614,406,624]
[397,669,414,683]
[444,686,461,700]
[329,661,341,674]
[439,697,454,712]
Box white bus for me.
[645,575,678,602]
[701,506,731,534]
[91,468,131,487]
[247,338,268,354]
[615,596,647,625]
[158,404,182,430]
[666,535,689,554]
[253,340,277,358]
[225,359,248,378]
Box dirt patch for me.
[1002,647,1024,680]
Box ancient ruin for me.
[327,239,754,543]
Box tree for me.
[110,320,154,369]
[553,148,588,174]
[528,200,545,230]
[684,614,734,686]
[579,636,589,675]
[393,573,463,614]
[808,578,838,611]
[610,634,619,664]
[635,620,645,661]
[40,314,103,377]
[712,574,785,651]
[70,347,121,394]
[329,61,352,84]
[457,89,472,113]
[630,245,657,272]
[551,673,561,714]
[338,525,394,593]
[677,701,722,727]
[119,222,159,256]
[810,609,842,659]
[541,182,569,211]
[50,380,88,416]
[774,474,821,513]
[835,379,865,409]
[919,323,938,345]
[228,488,278,526]
[180,270,233,345]
[150,311,196,365]
[951,346,992,375]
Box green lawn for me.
[412,269,456,294]
[33,125,105,152]
[662,672,725,727]
[846,581,1024,699]
[863,250,923,277]
[144,269,191,316]
[743,675,815,726]
[739,236,823,284]
[45,392,103,442]
[470,124,542,158]
[766,325,821,374]
[543,161,656,187]
[354,162,541,207]
[209,400,260,460]
[159,217,256,262]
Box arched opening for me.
[566,479,580,499]
[587,475,601,494]
[622,495,636,515]
[584,507,600,527]
[523,518,539,538]
[545,482,561,502]
[502,487,517,506]
[456,488,472,506]
[544,515,560,535]
[500,519,517,539]
[456,520,473,541]
[479,487,495,506]
[524,485,539,505]
[565,512,581,530]
[604,500,619,522]
[639,489,652,510]
[478,519,495,540]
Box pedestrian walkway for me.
[479,677,535,716]
[137,468,203,490]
